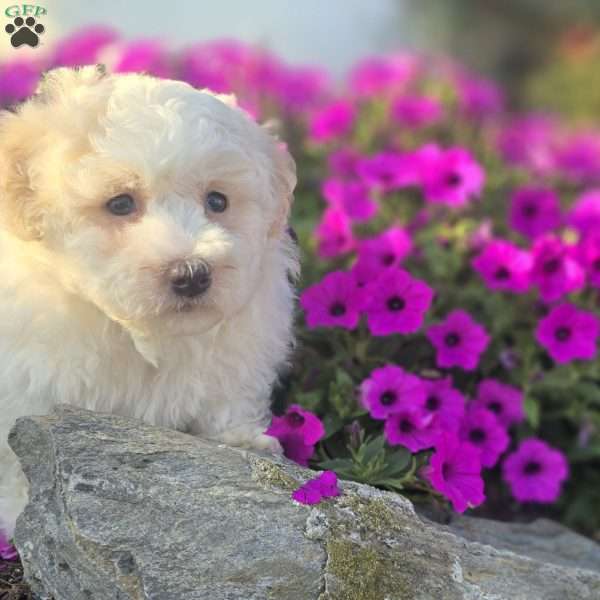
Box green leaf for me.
[568,446,600,463]
[532,367,576,391]
[349,407,369,418]
[321,413,345,440]
[574,382,600,405]
[328,368,358,419]
[524,394,540,429]
[379,447,411,475]
[328,385,348,418]
[369,477,406,490]
[317,458,354,472]
[361,435,386,464]
[335,368,354,388]
[294,390,322,411]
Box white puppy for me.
[0,66,298,538]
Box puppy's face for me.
[0,67,296,335]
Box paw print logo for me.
[5,16,45,48]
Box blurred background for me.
[4,0,600,119]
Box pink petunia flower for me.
[348,53,418,98]
[350,226,413,288]
[509,187,562,240]
[327,148,362,179]
[530,236,585,302]
[269,405,325,445]
[502,439,569,503]
[287,69,332,107]
[421,378,466,432]
[497,114,558,175]
[180,41,330,114]
[424,432,485,513]
[291,484,322,505]
[459,408,510,468]
[535,303,599,364]
[321,178,378,222]
[456,74,504,120]
[363,269,434,336]
[292,470,341,505]
[51,26,119,67]
[390,95,443,128]
[180,39,250,93]
[112,39,172,78]
[181,39,292,105]
[472,240,532,294]
[555,133,600,184]
[426,310,490,371]
[358,151,421,192]
[351,258,387,289]
[568,189,600,238]
[0,60,40,106]
[384,407,436,452]
[310,470,342,498]
[354,226,413,273]
[576,234,600,288]
[315,207,355,259]
[276,432,316,466]
[360,365,425,420]
[0,529,18,561]
[309,100,356,143]
[420,145,485,207]
[300,271,365,330]
[472,379,525,428]
[274,65,331,113]
[266,405,325,467]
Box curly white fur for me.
[0,66,298,537]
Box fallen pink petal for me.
[291,471,342,505]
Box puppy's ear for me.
[0,66,110,240]
[0,111,45,241]
[267,139,297,239]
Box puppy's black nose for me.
[169,258,212,298]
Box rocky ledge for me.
[8,405,600,600]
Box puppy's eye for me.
[106,194,136,216]
[205,191,228,213]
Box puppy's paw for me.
[217,425,283,455]
[247,432,283,455]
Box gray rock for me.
[445,514,600,574]
[8,405,600,600]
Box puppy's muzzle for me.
[168,257,212,298]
